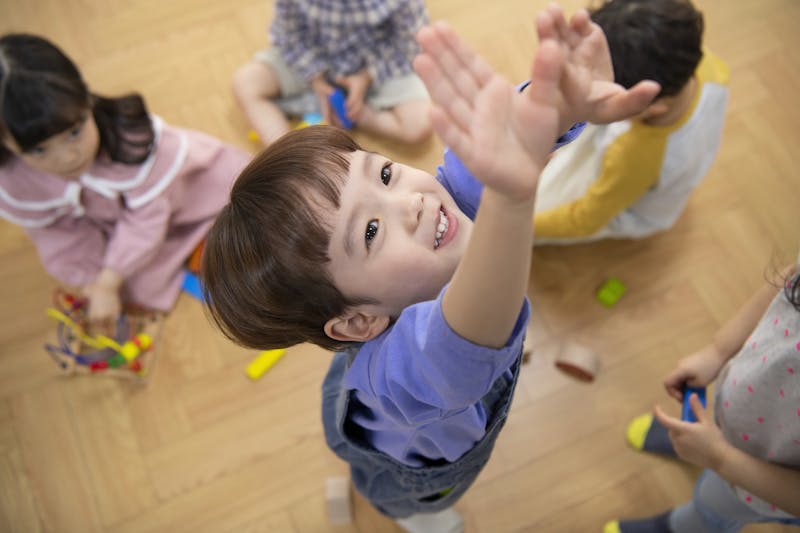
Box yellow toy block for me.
[246,349,287,380]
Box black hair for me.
[785,270,800,312]
[0,33,154,165]
[589,0,704,97]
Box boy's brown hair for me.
[589,0,704,97]
[202,126,373,351]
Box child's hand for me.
[663,345,727,402]
[83,269,122,333]
[335,70,372,122]
[536,4,660,129]
[654,395,731,471]
[310,75,335,125]
[414,22,562,200]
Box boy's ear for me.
[324,311,391,343]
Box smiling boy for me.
[202,7,657,532]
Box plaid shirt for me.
[270,0,428,85]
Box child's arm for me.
[662,266,794,402]
[414,22,563,348]
[655,396,800,516]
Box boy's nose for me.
[399,192,424,231]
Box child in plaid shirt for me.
[233,0,433,146]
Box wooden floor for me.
[1,0,799,531]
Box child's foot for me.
[603,511,672,533]
[396,508,464,533]
[626,413,676,457]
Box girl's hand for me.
[83,269,123,333]
[536,5,660,130]
[335,70,372,122]
[414,22,562,201]
[654,395,732,471]
[663,345,727,402]
[310,75,335,125]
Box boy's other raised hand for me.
[414,22,562,201]
[537,3,661,128]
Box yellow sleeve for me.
[533,128,668,239]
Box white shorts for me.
[254,48,429,116]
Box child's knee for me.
[231,62,278,102]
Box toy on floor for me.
[596,277,626,307]
[554,340,601,382]
[296,112,324,129]
[44,289,162,382]
[681,386,706,422]
[328,88,354,129]
[325,476,353,525]
[179,271,287,381]
[182,270,205,302]
[245,348,286,381]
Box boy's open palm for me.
[414,22,561,200]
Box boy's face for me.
[326,150,473,319]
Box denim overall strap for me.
[322,350,523,519]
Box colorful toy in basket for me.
[44,289,162,382]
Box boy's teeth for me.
[434,209,449,248]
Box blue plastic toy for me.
[681,386,706,422]
[182,271,205,302]
[328,88,354,129]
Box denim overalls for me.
[322,348,523,519]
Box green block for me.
[596,277,626,307]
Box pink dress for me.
[0,117,250,311]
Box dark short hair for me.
[589,0,704,97]
[0,33,153,165]
[202,126,372,351]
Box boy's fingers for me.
[529,39,564,99]
[414,55,474,132]
[536,10,557,41]
[439,22,494,87]
[430,107,469,158]
[569,9,593,37]
[417,23,482,103]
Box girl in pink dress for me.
[0,34,251,328]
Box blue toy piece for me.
[328,88,354,129]
[182,270,205,302]
[681,386,706,422]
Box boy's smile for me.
[326,150,473,319]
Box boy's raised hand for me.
[414,22,562,200]
[537,4,660,128]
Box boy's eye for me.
[380,163,392,185]
[69,125,82,138]
[30,146,46,156]
[365,219,379,248]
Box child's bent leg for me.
[396,508,464,533]
[355,100,433,144]
[231,61,291,145]
[605,470,765,533]
[670,470,767,532]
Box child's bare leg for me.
[355,100,433,144]
[231,61,291,145]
